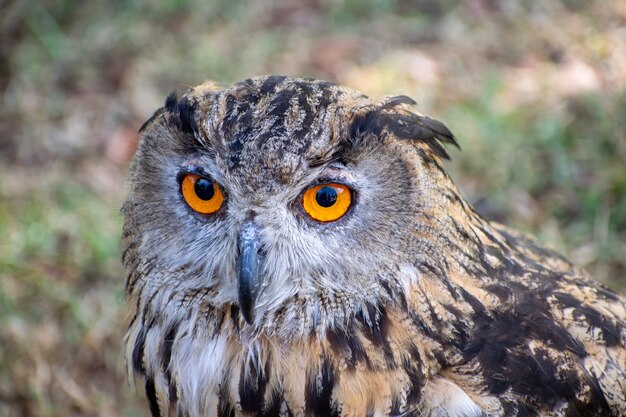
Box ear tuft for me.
[350,96,459,159]
[161,90,200,136]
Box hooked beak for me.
[237,221,263,324]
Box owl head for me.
[122,75,459,340]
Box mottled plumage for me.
[122,75,626,417]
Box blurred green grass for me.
[1,0,625,416]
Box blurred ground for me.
[0,0,625,416]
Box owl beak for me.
[237,221,263,325]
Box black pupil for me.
[194,178,215,200]
[315,186,337,208]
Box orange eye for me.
[302,183,352,222]
[181,174,224,215]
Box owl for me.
[122,75,626,417]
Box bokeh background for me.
[1,0,625,416]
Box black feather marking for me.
[501,347,585,412]
[261,390,283,417]
[485,283,514,302]
[481,241,525,277]
[305,357,339,417]
[403,344,426,406]
[162,321,179,402]
[379,279,394,298]
[326,323,370,370]
[350,109,384,139]
[260,75,287,95]
[389,397,404,416]
[176,97,199,135]
[356,304,396,368]
[145,377,161,417]
[210,306,226,337]
[132,324,147,374]
[230,305,241,333]
[595,284,620,302]
[553,291,621,347]
[217,378,236,417]
[444,304,471,349]
[165,91,179,111]
[168,381,178,406]
[218,404,235,417]
[161,321,178,373]
[459,287,488,316]
[267,88,294,120]
[221,94,242,138]
[239,351,271,412]
[228,137,244,168]
[379,279,408,310]
[121,240,138,265]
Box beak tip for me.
[241,307,255,325]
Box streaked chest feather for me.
[126,302,492,417]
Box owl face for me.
[123,75,456,338]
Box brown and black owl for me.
[122,75,625,417]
